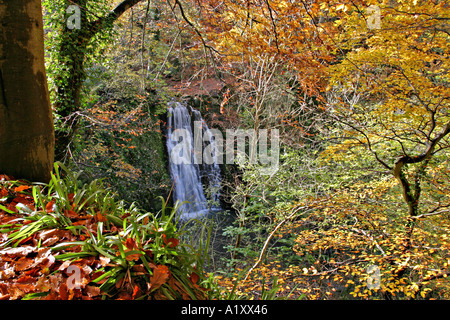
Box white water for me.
[166,101,222,220]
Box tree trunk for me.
[0,0,55,182]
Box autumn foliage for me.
[191,0,449,300]
[0,166,209,300]
[2,0,448,301]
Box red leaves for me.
[190,271,199,285]
[149,265,170,291]
[124,237,138,250]
[162,234,179,248]
[123,238,143,261]
[0,177,208,301]
[15,257,34,272]
[0,187,8,198]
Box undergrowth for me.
[0,163,220,300]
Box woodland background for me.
[0,0,449,300]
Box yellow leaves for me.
[420,288,432,299]
[112,160,142,180]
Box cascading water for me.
[166,101,222,220]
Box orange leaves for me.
[0,245,58,299]
[96,212,107,223]
[149,265,170,291]
[190,271,199,285]
[162,234,179,248]
[14,185,30,193]
[0,179,35,214]
[123,238,143,261]
[15,257,35,272]
[45,200,55,213]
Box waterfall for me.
[166,101,222,219]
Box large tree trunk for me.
[0,0,55,182]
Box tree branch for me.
[172,0,219,55]
[109,0,144,21]
[393,122,450,169]
[264,0,280,53]
[88,0,144,37]
[244,204,312,281]
[393,122,450,216]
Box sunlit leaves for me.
[0,167,209,300]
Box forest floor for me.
[0,172,210,300]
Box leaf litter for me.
[0,172,208,300]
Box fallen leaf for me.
[124,238,138,250]
[42,236,59,247]
[59,283,69,300]
[190,271,199,284]
[125,251,142,261]
[6,202,18,213]
[16,275,34,283]
[132,285,140,299]
[48,273,64,292]
[85,285,101,297]
[0,265,16,280]
[149,265,170,290]
[64,209,78,219]
[68,193,75,202]
[99,256,111,267]
[35,276,51,292]
[0,283,8,295]
[96,212,107,223]
[116,291,132,300]
[8,284,25,299]
[72,219,88,226]
[0,187,8,197]
[14,185,30,192]
[131,264,147,274]
[163,234,179,248]
[13,196,34,210]
[15,257,34,272]
[24,267,40,277]
[45,200,55,213]
[0,246,36,258]
[58,260,72,271]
